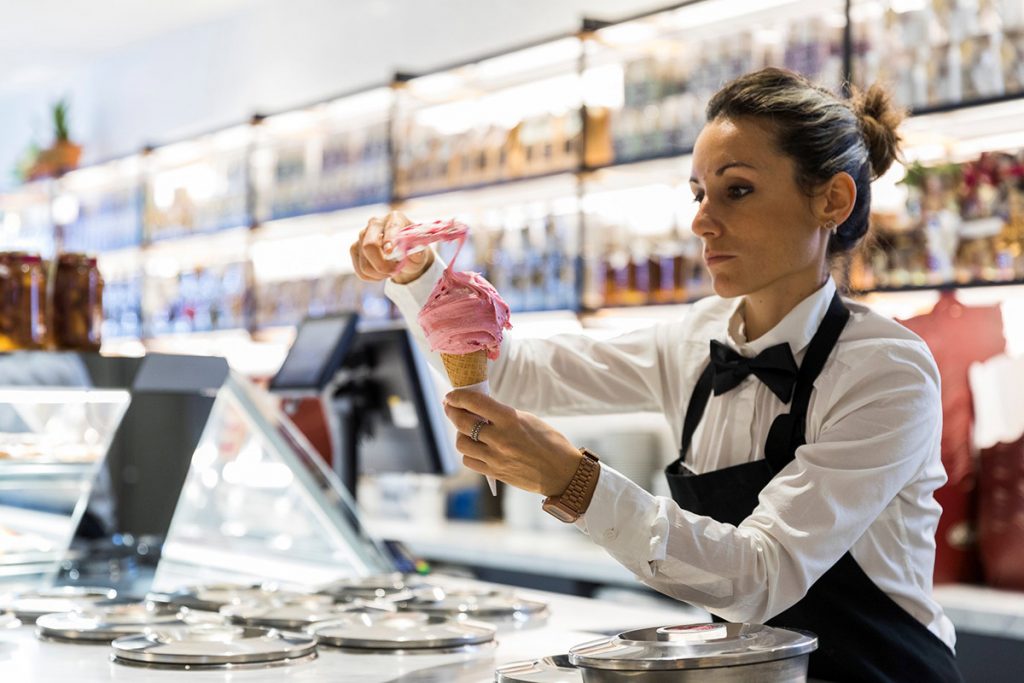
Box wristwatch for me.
[542,447,601,523]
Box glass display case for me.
[0,355,129,582]
[0,351,391,596]
[153,372,392,590]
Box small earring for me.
[823,219,837,233]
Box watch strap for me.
[545,448,600,519]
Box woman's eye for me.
[692,191,705,204]
[727,186,753,199]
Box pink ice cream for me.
[403,218,511,360]
[389,219,470,270]
[418,267,512,360]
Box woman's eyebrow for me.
[689,161,758,184]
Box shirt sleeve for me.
[385,258,670,416]
[578,343,942,623]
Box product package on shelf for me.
[142,261,250,337]
[850,150,1024,291]
[58,157,143,253]
[851,0,1024,111]
[583,4,845,168]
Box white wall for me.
[0,0,670,189]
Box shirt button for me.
[603,528,618,542]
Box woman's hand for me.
[444,389,582,496]
[350,210,434,285]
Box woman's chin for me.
[710,276,747,299]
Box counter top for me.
[366,516,1024,641]
[0,576,700,682]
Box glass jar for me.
[0,252,48,350]
[52,252,104,351]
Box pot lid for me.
[220,596,380,629]
[35,602,188,643]
[317,573,424,601]
[308,610,495,650]
[496,654,582,683]
[111,624,317,667]
[402,586,548,618]
[2,586,118,622]
[150,584,311,612]
[569,622,817,671]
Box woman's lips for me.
[704,253,736,266]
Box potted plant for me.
[28,98,82,179]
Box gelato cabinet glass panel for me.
[0,387,130,579]
[153,373,393,591]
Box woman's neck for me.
[742,270,829,342]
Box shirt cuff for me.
[577,464,668,579]
[383,255,447,310]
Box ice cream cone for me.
[441,349,488,388]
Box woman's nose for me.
[691,200,721,239]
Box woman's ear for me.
[814,171,857,227]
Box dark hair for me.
[705,67,904,255]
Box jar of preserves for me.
[0,252,48,350]
[52,252,104,351]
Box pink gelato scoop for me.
[388,219,470,270]
[414,223,511,360]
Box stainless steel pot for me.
[568,622,817,683]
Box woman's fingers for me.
[444,403,490,439]
[360,217,396,276]
[455,433,492,462]
[445,389,512,426]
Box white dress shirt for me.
[385,258,956,649]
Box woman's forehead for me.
[691,117,778,178]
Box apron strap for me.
[676,362,714,467]
[763,292,851,473]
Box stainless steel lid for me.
[111,624,318,669]
[496,654,582,682]
[220,596,378,629]
[402,586,548,619]
[568,622,817,671]
[150,583,312,612]
[308,610,495,651]
[317,573,422,602]
[2,586,118,622]
[35,601,189,643]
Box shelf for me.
[395,168,579,203]
[0,461,97,479]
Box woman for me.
[351,68,962,682]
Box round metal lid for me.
[2,586,118,622]
[220,596,376,630]
[317,573,423,602]
[308,610,495,651]
[150,584,312,612]
[568,622,817,671]
[111,624,318,668]
[35,602,189,643]
[496,654,582,683]
[401,586,548,619]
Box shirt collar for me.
[724,277,837,357]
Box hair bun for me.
[852,84,904,179]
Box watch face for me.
[542,500,577,523]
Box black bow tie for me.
[709,339,798,403]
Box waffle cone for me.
[441,350,489,387]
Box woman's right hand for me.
[350,210,435,285]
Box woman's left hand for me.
[444,389,582,496]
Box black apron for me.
[665,293,962,683]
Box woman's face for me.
[689,116,830,300]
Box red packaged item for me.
[977,435,1024,590]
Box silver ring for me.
[470,420,487,442]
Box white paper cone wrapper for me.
[463,380,497,495]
